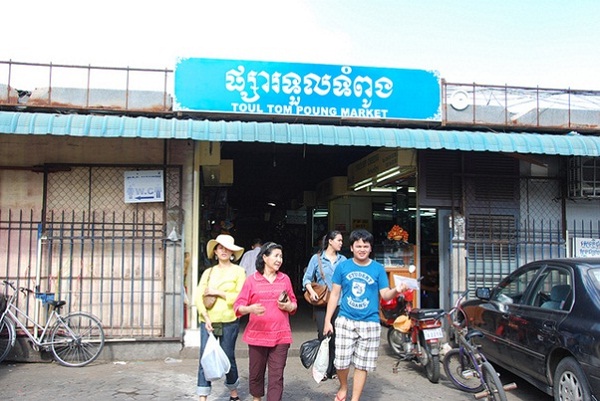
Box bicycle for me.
[0,280,105,367]
[442,290,516,401]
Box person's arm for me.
[323,283,341,335]
[237,303,266,316]
[379,264,408,301]
[302,255,319,298]
[194,269,214,330]
[222,266,246,305]
[194,269,210,313]
[380,284,408,301]
[278,275,298,314]
[380,268,409,301]
[234,279,266,317]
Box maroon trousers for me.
[248,343,290,401]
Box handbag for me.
[303,255,330,307]
[202,268,217,310]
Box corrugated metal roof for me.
[1,111,599,156]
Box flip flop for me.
[335,393,346,401]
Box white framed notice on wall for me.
[572,237,600,258]
[124,170,164,204]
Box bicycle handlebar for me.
[2,280,35,295]
[443,289,470,331]
[2,280,16,290]
[455,289,470,307]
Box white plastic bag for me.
[201,332,231,381]
[312,336,330,383]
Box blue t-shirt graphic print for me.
[333,258,389,323]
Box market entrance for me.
[199,142,369,289]
[198,142,440,308]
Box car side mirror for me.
[476,287,491,300]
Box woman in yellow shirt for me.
[195,234,246,401]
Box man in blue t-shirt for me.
[324,229,407,401]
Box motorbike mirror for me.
[408,264,416,274]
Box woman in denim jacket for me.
[302,230,346,380]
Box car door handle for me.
[543,320,556,331]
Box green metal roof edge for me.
[0,110,598,156]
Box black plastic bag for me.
[300,338,321,369]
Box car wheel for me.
[553,357,592,401]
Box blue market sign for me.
[174,58,440,120]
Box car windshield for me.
[588,268,600,292]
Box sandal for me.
[335,394,346,401]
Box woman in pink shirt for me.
[234,242,297,401]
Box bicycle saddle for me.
[48,300,67,309]
[465,329,484,341]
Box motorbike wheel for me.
[424,347,440,383]
[387,327,406,357]
[443,348,484,393]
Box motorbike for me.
[380,285,445,383]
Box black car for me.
[462,258,600,401]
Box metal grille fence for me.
[449,176,567,301]
[0,165,183,340]
[569,220,600,238]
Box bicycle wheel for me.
[0,317,16,363]
[443,348,484,393]
[481,361,507,401]
[50,312,105,367]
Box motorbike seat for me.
[409,308,444,320]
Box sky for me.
[2,0,600,91]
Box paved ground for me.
[0,347,551,401]
[0,305,552,400]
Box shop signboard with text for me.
[174,58,440,120]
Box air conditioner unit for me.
[568,157,600,198]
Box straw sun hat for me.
[207,234,244,261]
